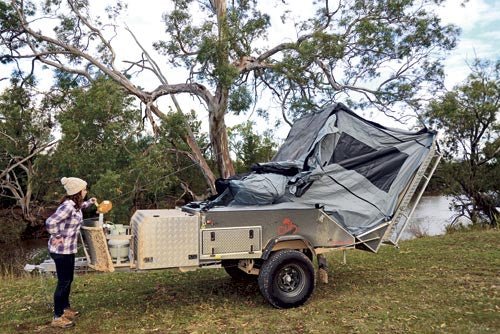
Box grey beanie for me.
[61,177,87,196]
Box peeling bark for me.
[209,88,234,178]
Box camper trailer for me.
[45,103,442,309]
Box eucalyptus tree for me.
[0,77,55,221]
[426,59,500,226]
[1,0,459,188]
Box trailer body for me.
[78,103,441,308]
[127,202,355,270]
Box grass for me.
[0,229,498,334]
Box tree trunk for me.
[209,0,235,179]
[22,164,35,223]
[209,98,235,178]
[17,163,34,223]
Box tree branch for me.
[150,83,214,106]
[0,140,58,180]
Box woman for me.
[45,177,96,328]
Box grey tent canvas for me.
[210,103,436,237]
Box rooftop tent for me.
[212,103,436,238]
[277,103,436,236]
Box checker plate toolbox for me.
[200,226,262,259]
[131,210,199,270]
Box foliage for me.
[1,229,499,333]
[229,121,277,174]
[158,109,213,197]
[0,211,26,244]
[38,77,137,221]
[426,59,500,226]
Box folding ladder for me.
[383,139,442,246]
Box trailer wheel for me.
[258,249,315,308]
[222,260,257,282]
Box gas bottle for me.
[107,224,129,263]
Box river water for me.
[397,195,464,240]
[1,196,461,275]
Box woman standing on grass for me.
[45,177,96,328]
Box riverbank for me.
[0,229,498,333]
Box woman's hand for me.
[89,197,98,205]
[51,235,64,246]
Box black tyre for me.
[258,249,315,308]
[222,260,257,282]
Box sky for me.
[438,0,500,87]
[1,0,499,138]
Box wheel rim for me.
[275,264,305,297]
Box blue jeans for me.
[50,253,75,317]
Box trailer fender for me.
[262,235,315,261]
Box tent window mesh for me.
[330,133,408,192]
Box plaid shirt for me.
[46,199,93,254]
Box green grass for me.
[0,229,498,333]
